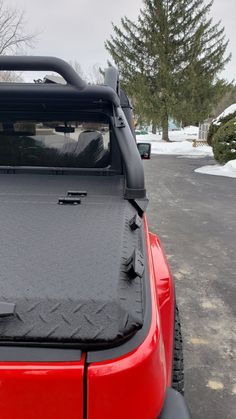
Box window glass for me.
[0,121,110,168]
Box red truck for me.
[0,56,190,418]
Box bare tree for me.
[0,0,36,82]
[70,60,104,85]
[88,64,104,85]
[0,0,35,55]
[69,60,86,81]
[0,70,23,82]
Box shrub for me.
[207,110,236,146]
[207,123,218,146]
[213,117,236,164]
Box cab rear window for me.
[0,120,110,168]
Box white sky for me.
[7,0,236,82]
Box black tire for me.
[172,304,184,395]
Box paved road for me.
[143,155,236,419]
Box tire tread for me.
[172,304,184,395]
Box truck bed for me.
[0,173,145,348]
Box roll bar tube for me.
[0,56,86,89]
[104,67,146,199]
[113,107,146,199]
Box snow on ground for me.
[195,159,236,178]
[137,126,213,157]
[149,141,213,156]
[137,125,199,142]
[213,104,236,125]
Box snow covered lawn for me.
[137,125,199,142]
[195,160,236,178]
[137,126,213,157]
[147,140,213,156]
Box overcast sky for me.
[7,0,236,82]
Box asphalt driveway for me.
[144,155,236,419]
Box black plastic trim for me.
[129,198,149,216]
[0,110,113,121]
[159,388,191,419]
[0,166,119,176]
[0,346,82,362]
[125,189,147,200]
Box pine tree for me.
[105,0,230,141]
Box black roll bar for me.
[0,56,146,201]
[0,56,86,89]
[104,67,136,140]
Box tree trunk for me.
[152,123,157,134]
[162,113,170,142]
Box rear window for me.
[0,120,110,168]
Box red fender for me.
[149,231,175,386]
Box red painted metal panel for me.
[149,231,175,386]
[0,356,85,419]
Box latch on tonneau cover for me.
[58,191,88,205]
[67,191,87,197]
[0,302,16,317]
[129,214,142,231]
[125,249,145,279]
[58,197,81,205]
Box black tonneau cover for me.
[0,174,145,348]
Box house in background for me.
[169,118,181,131]
[198,103,236,141]
[198,118,213,141]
